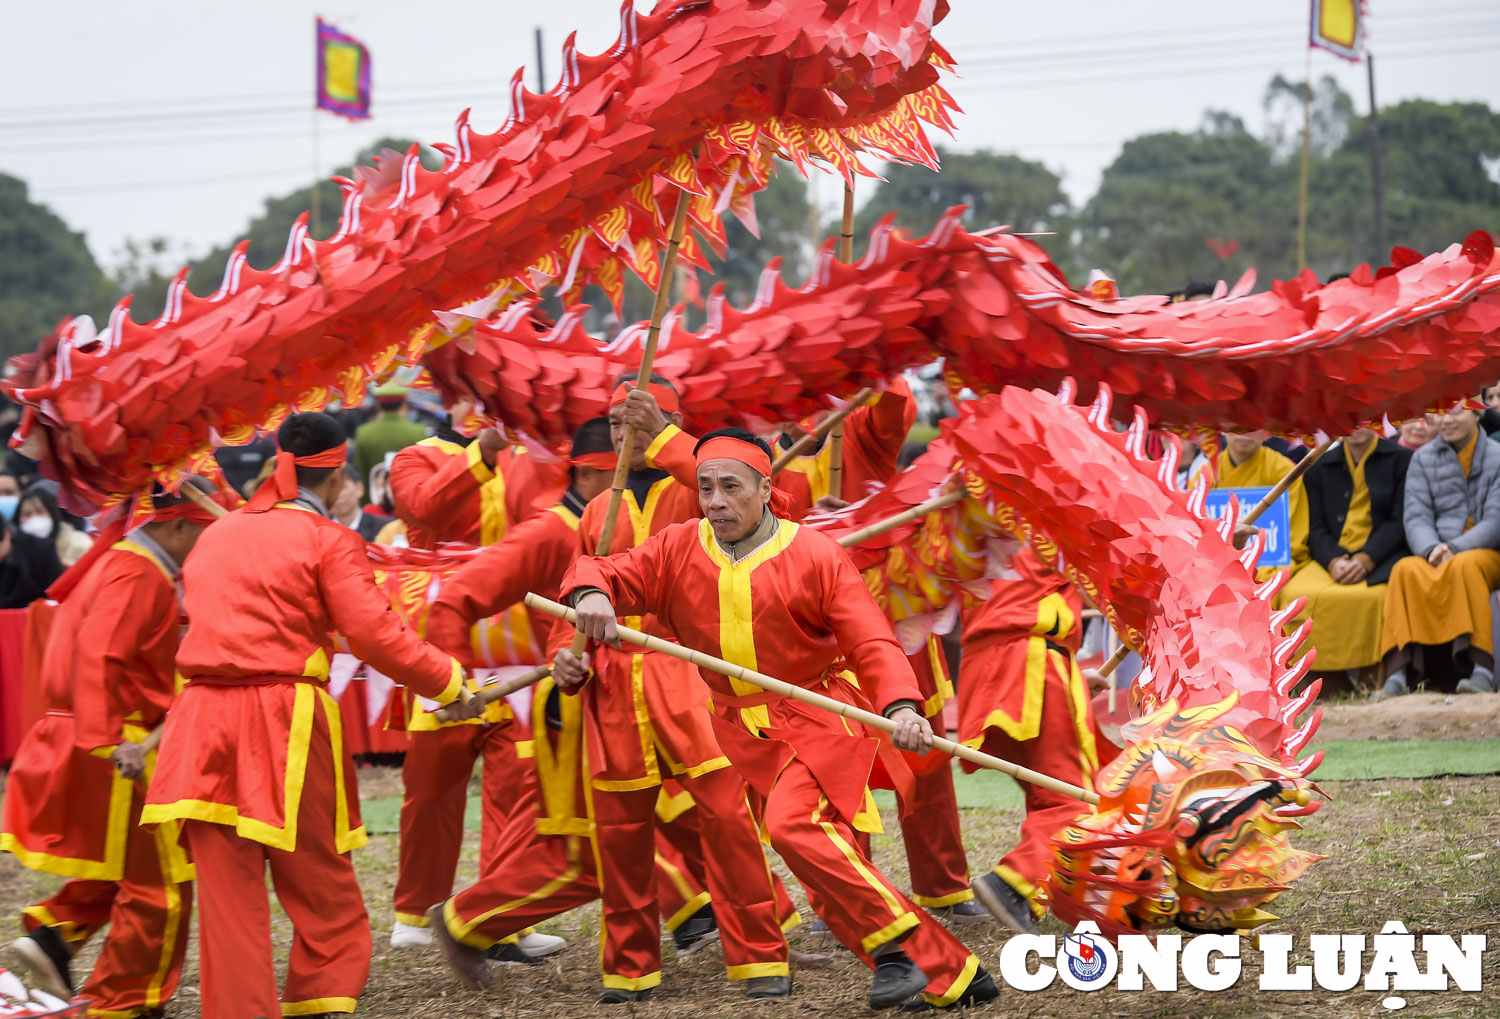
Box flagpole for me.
[1297,43,1312,270]
[1367,51,1386,262]
[311,107,321,240]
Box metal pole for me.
[534,27,546,93]
[1367,52,1386,262]
[1297,46,1312,270]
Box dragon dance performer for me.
[556,428,998,1012]
[957,545,1118,935]
[1,479,219,1017]
[384,410,567,960]
[537,378,791,1003]
[142,413,469,1019]
[775,377,979,924]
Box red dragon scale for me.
[3,0,958,512]
[424,209,1500,446]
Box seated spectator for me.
[1379,403,1500,697]
[368,457,408,546]
[0,472,21,526]
[1282,428,1411,677]
[1397,416,1435,451]
[17,480,93,567]
[331,464,393,542]
[1194,432,1311,581]
[0,518,63,609]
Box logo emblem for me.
[1057,923,1118,990]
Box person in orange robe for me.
[552,429,998,1012]
[538,378,789,1003]
[958,545,1119,935]
[142,413,469,1019]
[385,410,567,959]
[1,481,219,1015]
[774,378,978,923]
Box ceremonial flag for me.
[1309,0,1366,62]
[316,18,372,120]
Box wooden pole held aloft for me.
[835,489,963,549]
[527,593,1099,805]
[771,388,875,474]
[1240,438,1338,527]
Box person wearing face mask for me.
[17,480,93,567]
[0,473,63,610]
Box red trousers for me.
[963,639,1117,917]
[392,719,530,927]
[763,759,980,1008]
[654,793,802,933]
[23,815,191,1018]
[898,763,972,908]
[591,765,786,990]
[185,726,370,1018]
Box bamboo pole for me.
[826,185,857,500]
[432,663,552,723]
[180,482,229,519]
[571,186,693,664]
[835,490,962,549]
[527,593,1099,805]
[771,388,874,473]
[1240,439,1337,526]
[1097,643,1131,679]
[1297,46,1312,269]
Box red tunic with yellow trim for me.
[142,504,463,852]
[773,379,916,518]
[956,546,1084,748]
[549,423,731,792]
[2,539,187,880]
[388,438,563,731]
[560,517,924,828]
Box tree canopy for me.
[0,175,111,360]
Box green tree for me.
[0,174,111,360]
[851,148,1075,272]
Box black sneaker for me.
[744,974,791,999]
[898,966,1000,1012]
[671,904,720,956]
[869,950,929,1010]
[9,926,74,999]
[486,941,543,966]
[928,900,990,925]
[598,988,652,1004]
[969,872,1039,935]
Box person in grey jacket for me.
[1377,404,1500,697]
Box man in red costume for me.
[384,407,566,960]
[2,479,219,1017]
[774,378,980,925]
[959,545,1119,935]
[143,412,470,1019]
[553,427,999,1012]
[541,377,790,1003]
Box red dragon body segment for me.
[424,209,1500,447]
[812,385,1327,935]
[3,0,957,512]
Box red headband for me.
[695,436,772,478]
[570,452,617,471]
[47,490,224,602]
[245,445,350,513]
[611,382,680,416]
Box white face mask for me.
[20,516,54,540]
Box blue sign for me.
[1202,486,1291,567]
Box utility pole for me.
[534,27,546,93]
[1367,53,1386,263]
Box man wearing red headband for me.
[385,403,567,961]
[143,412,471,1019]
[2,478,219,1016]
[537,376,791,1003]
[775,378,981,930]
[554,427,998,1012]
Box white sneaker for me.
[390,921,434,948]
[515,931,567,959]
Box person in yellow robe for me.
[1378,405,1500,697]
[1282,428,1413,677]
[1193,433,1311,583]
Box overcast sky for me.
[4,0,1497,274]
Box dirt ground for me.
[4,761,1500,1018]
[1315,692,1500,742]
